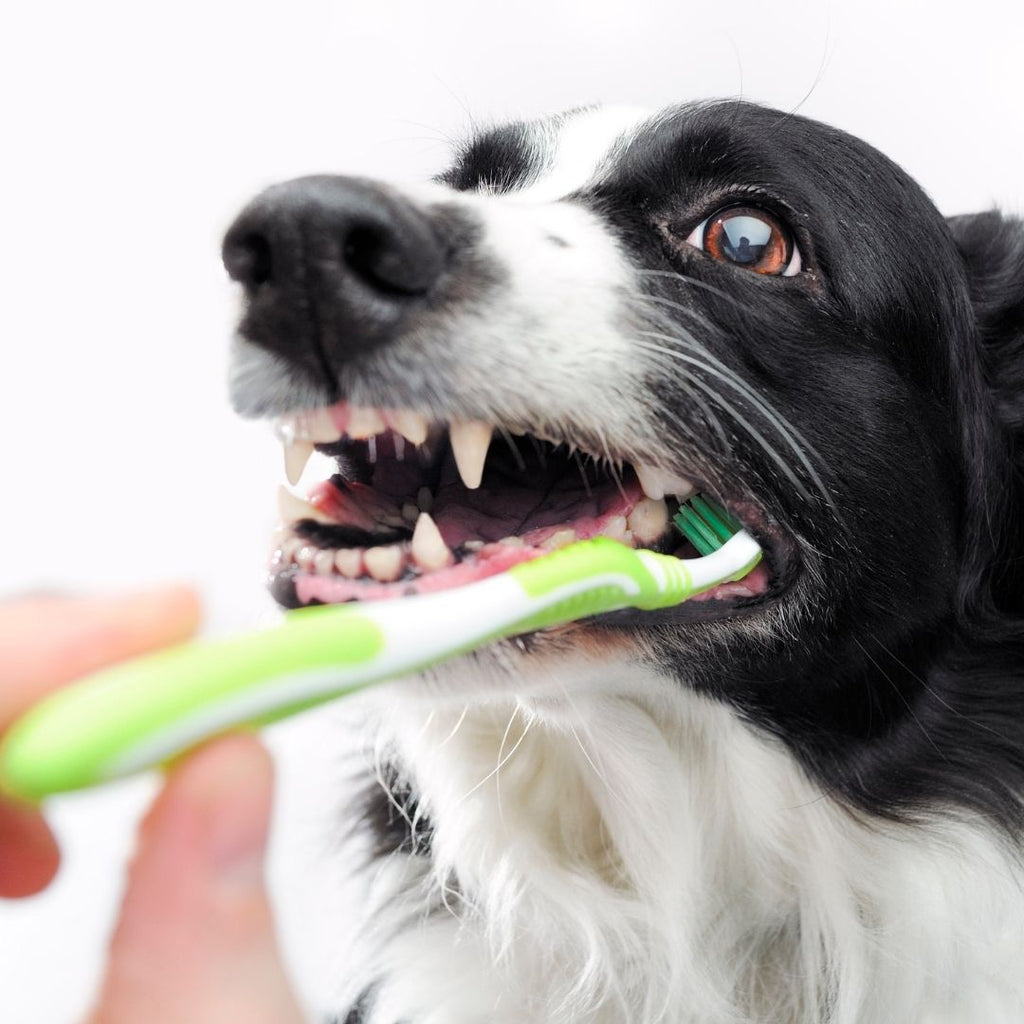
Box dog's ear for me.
[948,211,1024,607]
[947,211,1024,437]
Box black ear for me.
[947,211,1024,437]
[948,211,1024,609]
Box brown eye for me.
[686,205,802,276]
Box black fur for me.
[436,119,548,194]
[357,762,434,860]
[426,101,1024,833]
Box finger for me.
[86,734,306,1024]
[0,586,201,726]
[0,795,60,897]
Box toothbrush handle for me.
[0,540,653,799]
[0,535,759,801]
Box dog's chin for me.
[265,399,797,634]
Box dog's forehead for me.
[515,105,655,202]
[445,102,897,217]
[444,105,655,200]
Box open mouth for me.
[268,401,773,615]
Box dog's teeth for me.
[449,420,492,490]
[411,512,453,571]
[334,548,363,578]
[306,408,344,443]
[277,485,336,526]
[416,486,434,514]
[274,408,345,445]
[626,497,669,544]
[295,544,318,572]
[634,464,695,501]
[280,536,303,564]
[388,409,429,446]
[499,535,525,547]
[600,515,630,544]
[540,528,577,551]
[313,550,336,576]
[463,540,485,552]
[364,544,406,582]
[348,406,387,440]
[283,441,314,486]
[402,502,420,524]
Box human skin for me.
[0,589,305,1024]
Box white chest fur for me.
[336,662,1024,1024]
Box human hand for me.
[1,589,306,1023]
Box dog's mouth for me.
[268,401,776,618]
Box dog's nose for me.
[222,176,446,376]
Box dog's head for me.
[224,102,1024,821]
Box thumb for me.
[85,734,306,1024]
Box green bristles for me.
[672,494,743,555]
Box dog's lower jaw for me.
[334,661,1024,1024]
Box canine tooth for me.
[402,502,420,524]
[389,409,429,446]
[277,485,337,525]
[301,408,341,443]
[411,512,453,571]
[364,544,406,582]
[633,464,665,500]
[540,529,577,550]
[313,550,336,576]
[348,406,387,439]
[633,464,694,501]
[416,486,434,513]
[284,441,315,486]
[666,477,696,500]
[626,497,669,544]
[600,515,630,543]
[334,548,362,578]
[449,420,492,490]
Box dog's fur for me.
[225,103,1024,1023]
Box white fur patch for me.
[511,106,652,204]
[333,660,1024,1023]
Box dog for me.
[222,102,1024,1023]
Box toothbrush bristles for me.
[673,494,742,555]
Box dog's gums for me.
[268,399,770,609]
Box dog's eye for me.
[686,206,802,277]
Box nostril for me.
[223,232,273,287]
[343,223,439,296]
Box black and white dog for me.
[222,102,1024,1023]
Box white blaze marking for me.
[510,105,652,204]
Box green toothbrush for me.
[0,496,760,803]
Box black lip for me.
[268,566,310,610]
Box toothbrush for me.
[0,497,760,803]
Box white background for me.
[1,1,1021,1020]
